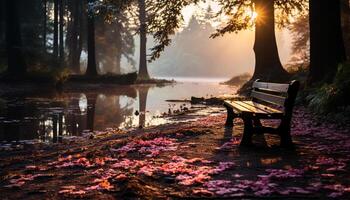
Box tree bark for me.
[138,0,150,80]
[251,0,290,82]
[6,0,27,76]
[59,0,64,62]
[116,52,122,74]
[341,0,350,60]
[67,0,81,73]
[308,0,346,85]
[53,0,59,59]
[43,0,47,50]
[86,0,98,77]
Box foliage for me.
[212,0,307,38]
[52,67,71,86]
[94,0,136,73]
[285,63,308,84]
[222,73,251,86]
[25,66,71,87]
[306,63,350,114]
[288,14,310,67]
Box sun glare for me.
[251,11,258,20]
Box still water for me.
[0,81,236,142]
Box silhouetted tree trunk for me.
[6,0,26,76]
[59,0,64,62]
[308,0,346,85]
[341,0,350,60]
[138,0,150,80]
[53,0,59,59]
[43,0,47,49]
[67,0,81,73]
[115,27,122,74]
[86,0,98,76]
[116,53,122,74]
[58,112,63,143]
[252,0,289,82]
[53,114,58,143]
[78,0,87,73]
[0,1,4,43]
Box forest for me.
[1,0,350,199]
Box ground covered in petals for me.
[1,107,350,199]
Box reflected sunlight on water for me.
[0,81,237,143]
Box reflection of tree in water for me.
[86,93,97,131]
[137,86,150,128]
[94,94,134,130]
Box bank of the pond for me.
[1,106,350,199]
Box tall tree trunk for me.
[67,0,81,73]
[86,0,98,76]
[43,0,47,50]
[6,0,26,76]
[59,0,64,63]
[308,0,346,85]
[251,0,289,82]
[116,52,122,74]
[138,0,150,80]
[53,0,59,59]
[77,0,87,74]
[341,0,350,60]
[115,26,122,74]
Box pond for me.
[0,80,237,143]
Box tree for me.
[85,0,98,77]
[43,0,47,49]
[59,0,64,63]
[341,0,350,60]
[135,0,305,84]
[5,0,27,76]
[53,0,59,59]
[94,3,135,74]
[308,0,347,85]
[137,0,149,79]
[288,14,309,67]
[212,0,306,84]
[66,0,87,73]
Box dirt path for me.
[1,107,350,199]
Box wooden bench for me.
[224,79,300,148]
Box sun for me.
[251,11,258,20]
[247,10,258,21]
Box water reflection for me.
[0,82,236,143]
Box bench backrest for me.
[251,79,300,115]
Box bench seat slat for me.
[240,101,283,114]
[234,101,270,114]
[224,101,253,113]
[253,82,290,93]
[224,100,284,118]
[251,91,286,106]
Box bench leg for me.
[279,120,293,148]
[253,118,262,127]
[240,117,253,146]
[224,105,235,127]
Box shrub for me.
[306,63,350,114]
